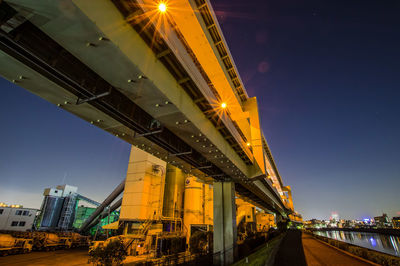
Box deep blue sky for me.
[1,0,399,220]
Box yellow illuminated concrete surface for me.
[236,198,256,225]
[256,212,276,232]
[183,176,213,240]
[120,146,166,221]
[244,97,266,175]
[162,164,185,219]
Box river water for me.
[313,230,400,257]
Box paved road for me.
[302,233,371,266]
[273,229,307,266]
[0,249,89,266]
[0,249,150,266]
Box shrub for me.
[189,231,213,254]
[88,239,127,266]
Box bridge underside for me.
[0,0,288,217]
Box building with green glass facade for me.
[73,205,119,235]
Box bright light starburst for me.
[158,3,167,13]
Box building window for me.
[0,209,3,215]
[15,210,22,215]
[19,221,26,227]
[23,211,29,216]
[11,221,18,226]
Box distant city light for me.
[246,142,251,146]
[158,2,167,13]
[221,102,227,109]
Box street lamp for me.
[158,2,167,13]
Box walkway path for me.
[302,233,371,266]
[272,230,372,266]
[273,229,307,266]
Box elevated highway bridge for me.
[0,0,298,263]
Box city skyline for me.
[1,0,400,221]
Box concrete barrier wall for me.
[310,233,400,266]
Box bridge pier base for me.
[213,181,237,265]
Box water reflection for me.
[314,230,400,257]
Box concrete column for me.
[276,214,288,232]
[276,214,283,224]
[213,181,237,265]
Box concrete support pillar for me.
[276,214,283,224]
[213,181,237,265]
[276,214,288,232]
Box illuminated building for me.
[392,217,400,229]
[331,212,339,222]
[304,219,325,229]
[374,213,390,228]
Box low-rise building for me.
[344,220,355,228]
[392,217,400,229]
[374,213,391,228]
[305,219,326,229]
[0,203,38,231]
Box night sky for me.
[1,0,399,220]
